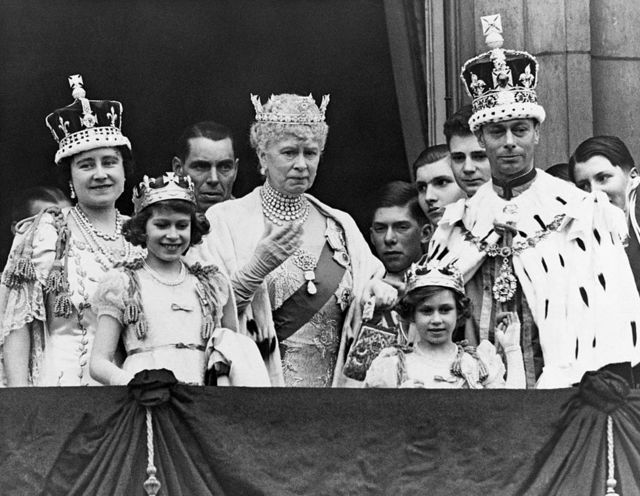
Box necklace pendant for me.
[306,280,317,295]
[492,257,517,303]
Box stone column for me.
[591,1,640,162]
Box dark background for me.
[0,0,410,263]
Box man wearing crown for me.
[428,15,640,388]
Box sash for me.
[273,242,347,342]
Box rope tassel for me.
[143,407,162,495]
[605,415,619,496]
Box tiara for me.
[404,263,465,296]
[132,172,196,214]
[251,93,330,124]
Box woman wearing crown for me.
[365,264,526,389]
[0,75,144,386]
[186,93,394,386]
[89,173,269,386]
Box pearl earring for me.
[69,181,76,200]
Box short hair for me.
[545,162,570,182]
[568,136,635,182]
[249,94,329,153]
[11,185,69,222]
[56,145,135,194]
[412,144,450,178]
[175,121,236,162]
[443,105,474,145]
[371,180,427,226]
[122,199,210,249]
[396,286,471,342]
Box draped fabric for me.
[0,370,638,495]
[519,370,640,496]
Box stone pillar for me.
[591,1,640,162]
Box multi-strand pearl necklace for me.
[73,205,122,241]
[70,206,133,271]
[260,181,309,225]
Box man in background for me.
[172,121,239,212]
[369,181,426,287]
[443,104,491,198]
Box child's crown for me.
[132,172,196,214]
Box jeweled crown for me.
[45,75,131,164]
[404,263,465,296]
[132,172,196,214]
[251,93,330,124]
[460,14,546,132]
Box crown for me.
[404,262,465,296]
[460,14,546,132]
[251,93,330,124]
[132,172,196,214]
[45,75,131,164]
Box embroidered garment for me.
[268,243,351,387]
[429,169,640,388]
[92,262,267,386]
[0,208,144,386]
[185,187,384,386]
[364,341,506,388]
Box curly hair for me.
[396,286,471,333]
[122,199,210,249]
[249,94,329,154]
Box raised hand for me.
[495,311,521,351]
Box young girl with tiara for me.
[365,263,525,389]
[90,173,269,386]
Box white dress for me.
[91,263,270,386]
[0,208,143,386]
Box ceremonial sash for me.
[273,242,346,342]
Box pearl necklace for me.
[73,205,122,241]
[260,181,309,225]
[70,207,133,271]
[142,260,187,287]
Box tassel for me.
[45,264,66,293]
[124,300,140,324]
[15,257,37,283]
[53,292,73,318]
[201,314,215,340]
[134,320,148,340]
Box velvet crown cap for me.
[460,14,546,132]
[45,74,131,164]
[132,172,197,214]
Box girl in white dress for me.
[90,173,269,386]
[365,264,526,389]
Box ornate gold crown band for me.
[132,172,196,214]
[404,263,466,296]
[251,93,330,124]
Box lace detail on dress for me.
[280,296,344,387]
[267,261,304,311]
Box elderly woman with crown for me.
[88,173,269,386]
[365,263,526,389]
[186,93,394,387]
[0,75,144,386]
